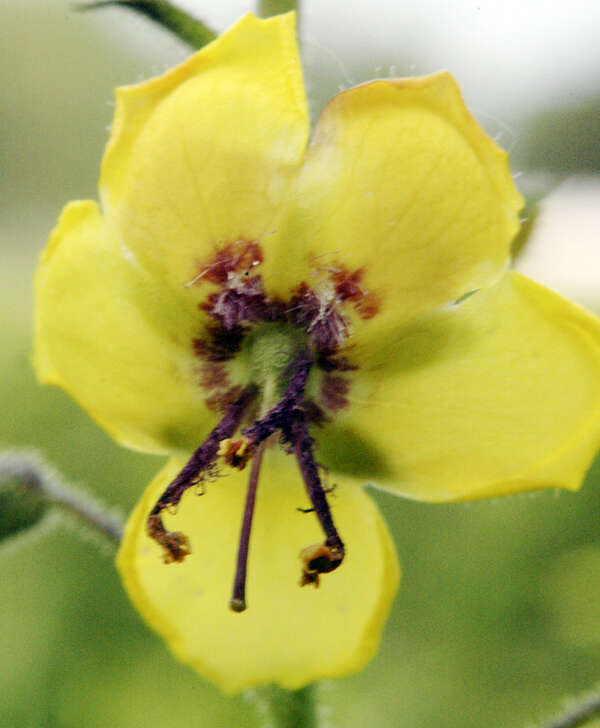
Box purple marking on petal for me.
[189,242,381,414]
[321,373,351,412]
[193,325,244,362]
[330,265,381,319]
[288,282,350,354]
[192,240,263,286]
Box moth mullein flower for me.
[34,12,600,693]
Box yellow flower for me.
[34,12,600,693]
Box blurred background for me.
[1,1,600,726]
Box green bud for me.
[0,474,48,540]
[0,452,123,548]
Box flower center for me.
[146,239,380,611]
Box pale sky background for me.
[169,0,600,123]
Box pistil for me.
[229,440,267,612]
[220,351,313,468]
[146,385,256,563]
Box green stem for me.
[246,684,318,728]
[532,686,600,728]
[258,0,298,17]
[76,0,216,49]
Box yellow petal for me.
[316,273,600,501]
[100,13,309,294]
[34,200,213,454]
[117,450,399,693]
[281,72,523,329]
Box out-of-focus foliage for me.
[518,98,600,174]
[2,2,600,727]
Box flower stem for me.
[246,684,318,728]
[258,0,298,18]
[0,451,124,546]
[76,0,216,49]
[532,684,600,728]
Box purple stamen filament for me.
[288,412,345,586]
[146,386,255,563]
[290,413,344,554]
[146,350,346,609]
[242,353,313,450]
